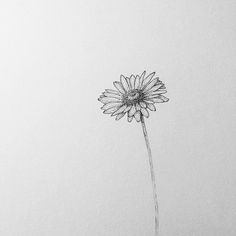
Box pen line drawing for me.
[98,71,169,236]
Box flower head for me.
[98,71,169,122]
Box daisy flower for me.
[98,71,169,122]
[98,71,169,236]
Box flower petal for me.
[139,71,146,87]
[148,89,167,96]
[134,111,141,122]
[124,105,132,113]
[120,75,130,92]
[103,106,120,114]
[129,75,135,89]
[142,72,155,88]
[159,84,166,89]
[98,96,121,104]
[103,92,122,99]
[134,75,140,89]
[112,104,127,116]
[141,108,149,118]
[101,103,121,110]
[105,89,120,95]
[146,103,156,111]
[142,78,158,92]
[116,112,125,120]
[145,92,167,100]
[145,83,163,93]
[136,103,141,111]
[158,95,169,102]
[150,95,169,103]
[143,99,154,104]
[127,115,133,122]
[128,105,136,117]
[113,81,126,94]
[140,101,147,108]
[149,98,163,103]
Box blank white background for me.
[0,0,236,235]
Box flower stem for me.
[140,115,159,236]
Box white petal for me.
[127,115,133,122]
[145,83,163,93]
[116,112,125,120]
[134,111,141,122]
[103,92,122,99]
[139,102,147,108]
[98,96,121,104]
[158,95,169,102]
[120,75,129,92]
[150,96,169,103]
[113,81,126,94]
[139,71,146,87]
[141,108,149,118]
[112,104,127,116]
[103,106,120,114]
[159,84,166,89]
[124,105,132,113]
[142,78,158,92]
[150,98,163,103]
[147,103,156,111]
[134,75,140,89]
[136,103,141,110]
[129,75,135,89]
[105,89,120,95]
[148,90,167,96]
[128,105,136,117]
[143,99,153,104]
[142,72,155,88]
[145,95,161,99]
[145,93,167,100]
[101,103,121,110]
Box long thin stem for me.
[140,115,159,236]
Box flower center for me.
[123,89,143,105]
[127,91,139,100]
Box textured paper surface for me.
[0,0,235,235]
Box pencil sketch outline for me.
[98,71,169,236]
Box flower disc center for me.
[123,89,143,105]
[128,90,139,100]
